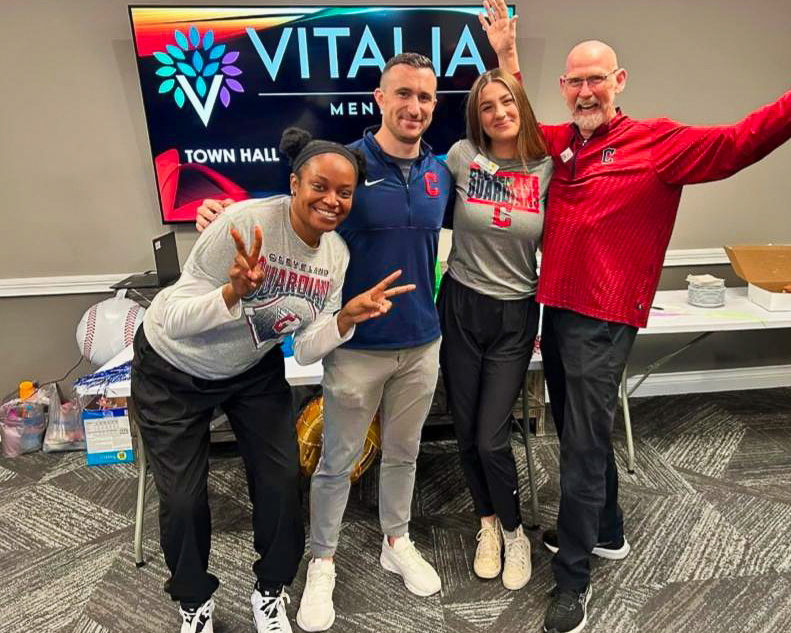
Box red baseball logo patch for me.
[492,204,512,228]
[424,172,439,197]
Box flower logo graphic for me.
[153,27,243,126]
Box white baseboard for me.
[662,247,729,267]
[627,364,791,397]
[0,274,129,297]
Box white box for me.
[747,283,791,312]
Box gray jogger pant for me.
[309,338,440,558]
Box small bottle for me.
[19,381,35,400]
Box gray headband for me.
[292,141,358,175]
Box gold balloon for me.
[296,396,381,482]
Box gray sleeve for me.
[445,140,463,179]
[184,214,237,285]
[185,199,264,285]
[155,271,241,340]
[292,241,353,365]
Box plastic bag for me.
[42,383,86,453]
[0,398,47,458]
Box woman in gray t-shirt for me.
[131,128,413,633]
[437,69,552,590]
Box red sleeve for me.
[539,122,565,153]
[651,89,791,186]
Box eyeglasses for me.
[561,69,619,89]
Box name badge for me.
[473,153,499,175]
[560,147,574,163]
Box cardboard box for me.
[725,244,791,311]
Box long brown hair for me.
[466,69,546,164]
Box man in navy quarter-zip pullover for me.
[198,53,457,631]
[296,57,455,628]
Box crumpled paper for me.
[686,274,724,287]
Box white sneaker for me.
[501,525,531,591]
[179,598,214,633]
[251,586,292,633]
[380,533,441,597]
[474,518,502,579]
[296,558,336,632]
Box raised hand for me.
[337,270,416,336]
[196,197,234,232]
[223,225,264,308]
[479,0,518,60]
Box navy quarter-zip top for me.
[339,127,454,349]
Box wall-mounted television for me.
[129,5,507,223]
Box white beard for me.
[572,108,605,132]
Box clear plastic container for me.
[688,280,725,308]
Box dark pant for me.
[131,328,304,605]
[438,275,540,531]
[540,307,637,591]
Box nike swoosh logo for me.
[365,178,385,187]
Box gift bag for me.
[0,397,47,458]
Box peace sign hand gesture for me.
[223,225,264,308]
[336,270,416,336]
[479,0,518,59]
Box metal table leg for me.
[620,366,636,474]
[134,421,147,568]
[621,331,713,474]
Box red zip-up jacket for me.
[537,89,791,327]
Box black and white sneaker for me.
[179,597,214,633]
[251,585,292,633]
[542,528,631,560]
[543,584,592,633]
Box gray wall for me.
[2,0,791,395]
[2,295,103,399]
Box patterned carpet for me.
[2,388,791,633]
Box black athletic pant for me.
[540,307,637,591]
[131,328,304,605]
[438,275,540,531]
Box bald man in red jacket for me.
[480,2,791,632]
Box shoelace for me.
[259,591,291,633]
[476,525,500,559]
[306,563,335,602]
[504,534,528,570]
[395,538,427,571]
